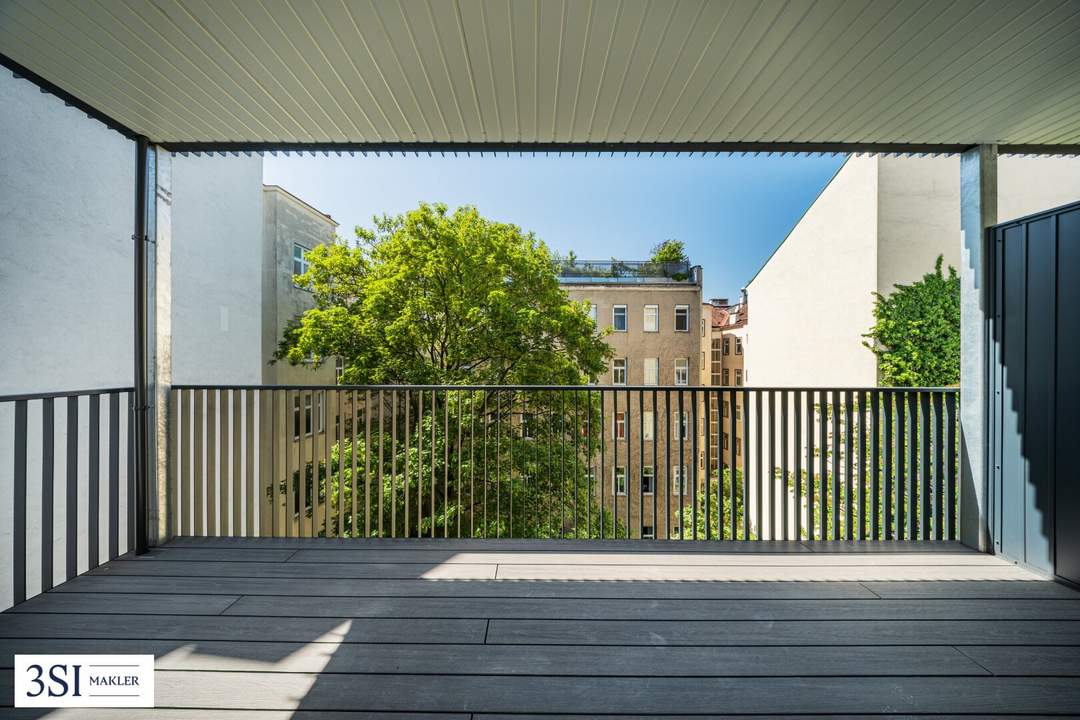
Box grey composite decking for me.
[3,538,1080,718]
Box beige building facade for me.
[560,263,703,539]
[701,296,748,479]
[745,154,1080,388]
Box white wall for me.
[745,155,879,388]
[0,73,263,608]
[998,155,1080,222]
[171,154,263,384]
[0,72,135,394]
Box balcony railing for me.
[557,260,697,284]
[2,387,136,607]
[165,384,959,543]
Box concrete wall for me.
[745,155,879,388]
[171,155,264,385]
[261,186,338,386]
[0,72,136,394]
[998,155,1080,223]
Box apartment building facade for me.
[701,296,748,478]
[261,184,342,449]
[559,261,703,539]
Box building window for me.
[735,336,743,355]
[735,369,743,387]
[735,404,742,421]
[723,337,731,355]
[588,303,597,325]
[722,369,730,386]
[614,467,627,495]
[335,357,344,384]
[723,400,729,418]
[674,305,689,332]
[643,410,655,440]
[612,305,627,332]
[700,318,706,337]
[671,465,686,496]
[644,357,659,385]
[674,358,689,385]
[642,466,655,494]
[292,393,324,438]
[673,411,688,441]
[613,358,627,385]
[723,432,730,450]
[672,525,681,537]
[293,243,310,277]
[643,304,659,332]
[642,525,655,539]
[711,338,723,386]
[613,411,626,440]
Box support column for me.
[133,137,150,554]
[959,144,996,552]
[152,148,173,545]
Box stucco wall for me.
[745,155,879,388]
[0,72,135,394]
[997,155,1080,222]
[261,187,338,386]
[170,154,264,385]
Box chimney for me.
[711,297,729,307]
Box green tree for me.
[649,239,688,263]
[276,203,618,538]
[863,255,960,387]
[679,468,750,539]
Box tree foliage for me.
[863,255,960,387]
[649,239,688,264]
[274,203,618,537]
[279,202,611,385]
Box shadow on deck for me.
[3,538,1080,717]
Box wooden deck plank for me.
[0,614,487,644]
[486,618,1080,646]
[92,560,499,580]
[959,645,1080,676]
[139,547,298,562]
[864,580,1080,599]
[0,639,989,675]
[5,673,1076,714]
[281,549,1003,566]
[6,592,241,615]
[220,595,1080,621]
[163,536,817,552]
[493,563,1040,582]
[56,574,880,599]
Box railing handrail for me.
[0,386,136,403]
[172,383,959,393]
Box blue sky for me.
[263,152,846,301]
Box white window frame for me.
[588,303,597,325]
[735,336,744,355]
[674,358,689,385]
[671,465,686,496]
[642,525,655,539]
[334,356,344,383]
[614,466,627,496]
[642,465,655,495]
[292,243,310,285]
[612,305,628,332]
[643,357,659,386]
[643,410,655,440]
[613,411,626,440]
[673,411,688,441]
[674,304,690,332]
[613,358,627,385]
[643,304,659,332]
[735,368,743,387]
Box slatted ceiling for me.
[3,0,1080,148]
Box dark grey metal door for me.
[989,200,1080,584]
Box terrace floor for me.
[4,537,1080,718]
